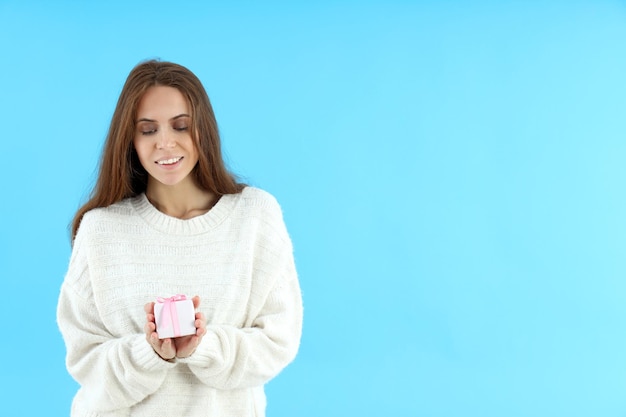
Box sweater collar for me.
[131,191,239,235]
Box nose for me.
[156,131,176,149]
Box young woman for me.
[57,60,303,417]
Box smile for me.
[156,157,183,165]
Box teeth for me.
[157,157,182,165]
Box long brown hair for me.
[71,60,243,240]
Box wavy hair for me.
[71,60,243,240]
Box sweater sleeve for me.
[56,222,176,412]
[180,227,303,390]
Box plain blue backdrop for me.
[2,0,626,415]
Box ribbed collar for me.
[130,192,240,235]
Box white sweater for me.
[57,187,303,417]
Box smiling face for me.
[133,86,199,191]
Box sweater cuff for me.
[129,336,178,371]
[177,327,224,368]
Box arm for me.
[56,229,175,412]
[180,251,303,390]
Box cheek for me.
[132,141,152,169]
[133,139,148,158]
[187,136,201,161]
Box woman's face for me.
[133,86,199,189]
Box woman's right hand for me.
[144,302,176,361]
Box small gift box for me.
[154,294,196,339]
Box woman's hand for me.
[144,296,206,360]
[173,296,207,358]
[144,301,176,361]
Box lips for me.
[156,156,183,165]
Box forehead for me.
[136,86,190,119]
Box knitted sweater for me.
[57,187,303,417]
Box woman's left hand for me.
[174,295,207,358]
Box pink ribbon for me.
[156,294,187,337]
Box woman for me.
[57,60,303,417]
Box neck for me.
[145,178,217,219]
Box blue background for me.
[2,1,626,415]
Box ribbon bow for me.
[156,294,187,337]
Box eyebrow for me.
[136,114,191,123]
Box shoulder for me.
[81,197,136,224]
[236,187,287,226]
[235,186,291,242]
[239,186,281,212]
[76,197,139,238]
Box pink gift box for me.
[154,295,196,339]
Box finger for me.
[194,318,206,331]
[152,335,173,359]
[192,295,201,309]
[146,313,155,323]
[144,302,155,314]
[145,322,156,333]
[161,339,176,358]
[176,336,200,358]
[196,326,207,338]
[148,333,160,350]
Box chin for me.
[147,175,185,188]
